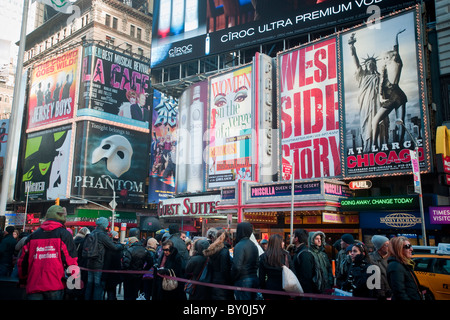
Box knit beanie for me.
[147,237,158,249]
[45,205,67,223]
[371,235,389,251]
[96,217,109,230]
[341,233,354,245]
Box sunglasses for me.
[162,248,171,252]
[403,244,412,250]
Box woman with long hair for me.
[258,234,294,300]
[387,236,423,300]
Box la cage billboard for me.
[151,0,417,68]
[27,49,79,129]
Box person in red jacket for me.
[18,205,78,300]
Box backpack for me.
[82,233,99,260]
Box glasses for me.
[162,248,171,252]
[403,244,412,250]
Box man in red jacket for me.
[18,205,78,300]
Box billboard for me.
[279,38,341,181]
[151,0,416,68]
[71,121,148,204]
[27,49,79,129]
[0,119,9,160]
[148,90,179,203]
[341,10,430,177]
[20,124,73,201]
[207,65,253,189]
[175,80,208,193]
[79,45,151,129]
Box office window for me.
[105,14,111,27]
[130,25,135,37]
[112,17,118,30]
[136,28,142,40]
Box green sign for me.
[340,196,418,211]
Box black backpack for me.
[82,233,99,260]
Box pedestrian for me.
[144,237,158,300]
[292,229,316,294]
[387,236,423,300]
[103,231,123,300]
[84,217,123,300]
[308,231,333,293]
[17,205,78,300]
[70,227,90,300]
[203,228,234,300]
[258,234,294,300]
[369,235,391,300]
[206,227,218,244]
[168,224,189,272]
[342,241,373,298]
[185,239,210,300]
[260,239,268,251]
[0,226,18,277]
[335,233,355,288]
[121,236,153,300]
[10,231,30,280]
[153,239,186,300]
[231,222,259,300]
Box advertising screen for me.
[341,10,430,177]
[279,38,341,181]
[20,124,73,201]
[27,49,79,129]
[207,65,253,189]
[151,0,416,68]
[79,45,151,129]
[71,121,149,204]
[148,90,179,203]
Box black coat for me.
[185,240,211,300]
[342,255,373,298]
[258,251,293,300]
[153,247,186,300]
[231,223,258,282]
[0,234,17,268]
[293,244,316,293]
[387,257,422,300]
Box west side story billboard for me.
[78,45,151,129]
[278,8,430,180]
[151,0,416,68]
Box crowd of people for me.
[0,205,428,301]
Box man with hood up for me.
[308,231,333,293]
[231,222,259,300]
[18,205,78,300]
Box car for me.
[412,244,450,300]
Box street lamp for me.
[101,174,117,230]
[395,119,427,246]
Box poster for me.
[341,10,429,177]
[207,65,253,189]
[79,45,151,129]
[27,49,78,129]
[148,90,178,203]
[279,38,341,181]
[71,121,148,204]
[0,119,9,160]
[20,124,72,201]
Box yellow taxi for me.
[412,243,450,300]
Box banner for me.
[28,49,78,129]
[20,124,72,201]
[71,121,148,204]
[207,65,253,189]
[342,10,429,177]
[148,90,178,203]
[0,119,9,160]
[79,45,151,129]
[279,38,340,181]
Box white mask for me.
[91,135,133,177]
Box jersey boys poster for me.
[279,38,341,181]
[79,45,151,129]
[341,10,430,177]
[28,49,78,129]
[207,65,253,189]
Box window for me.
[136,28,142,40]
[112,17,118,30]
[126,43,132,53]
[106,35,115,46]
[130,25,135,37]
[137,48,144,57]
[105,14,111,27]
[413,257,432,272]
[434,258,450,275]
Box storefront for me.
[217,179,358,247]
[157,194,232,237]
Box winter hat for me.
[341,234,355,245]
[5,226,15,234]
[128,236,139,245]
[96,217,109,230]
[371,235,389,251]
[110,230,119,238]
[147,237,158,249]
[45,205,67,223]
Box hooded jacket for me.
[18,219,78,294]
[185,239,210,300]
[308,231,333,293]
[231,222,258,282]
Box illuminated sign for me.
[158,195,221,217]
[348,180,372,190]
[340,196,418,210]
[380,213,421,228]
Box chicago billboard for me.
[27,49,79,129]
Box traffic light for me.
[55,198,60,206]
